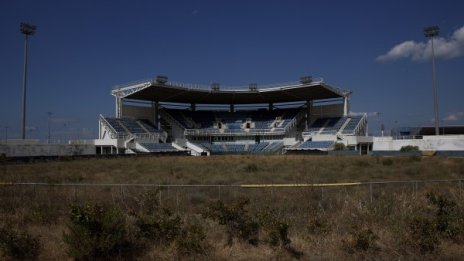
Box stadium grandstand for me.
[94,75,373,155]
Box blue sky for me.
[1,0,464,140]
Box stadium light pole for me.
[47,112,53,144]
[20,23,36,140]
[424,25,440,136]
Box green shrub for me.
[63,204,132,260]
[203,198,259,246]
[400,145,420,152]
[333,142,346,151]
[0,226,40,260]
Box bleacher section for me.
[163,108,302,133]
[103,117,159,136]
[139,143,178,153]
[297,140,334,150]
[342,116,364,134]
[194,141,282,154]
[305,115,365,135]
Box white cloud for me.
[443,112,464,122]
[377,25,464,62]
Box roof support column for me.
[115,96,122,118]
[230,104,234,113]
[269,102,273,111]
[343,96,350,117]
[153,101,159,129]
[191,103,196,112]
[306,100,313,129]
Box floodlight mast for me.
[20,23,36,140]
[424,25,439,136]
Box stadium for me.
[95,75,372,156]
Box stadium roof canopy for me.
[111,77,350,104]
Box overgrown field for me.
[1,155,464,260]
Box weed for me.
[244,163,258,172]
[0,226,40,260]
[307,215,331,236]
[30,204,60,225]
[382,158,393,166]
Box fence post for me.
[459,180,462,198]
[176,187,179,214]
[218,186,221,200]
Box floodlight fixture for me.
[20,23,36,35]
[424,25,440,136]
[424,26,439,38]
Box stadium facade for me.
[2,75,464,158]
[94,76,372,155]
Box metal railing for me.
[112,78,327,92]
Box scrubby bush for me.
[174,223,207,256]
[63,204,133,260]
[136,207,182,245]
[344,228,378,254]
[203,198,259,246]
[400,145,420,152]
[427,192,463,240]
[257,208,291,247]
[409,216,440,254]
[353,228,378,251]
[407,192,463,254]
[0,226,40,260]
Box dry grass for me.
[1,155,464,260]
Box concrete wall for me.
[0,141,95,157]
[373,135,464,151]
